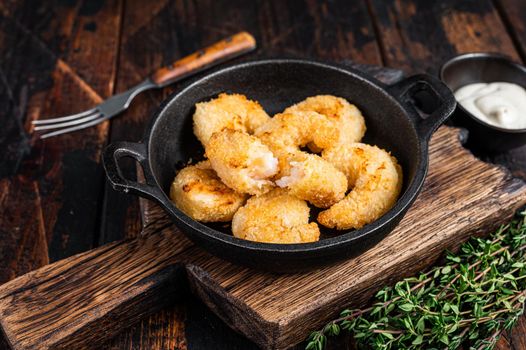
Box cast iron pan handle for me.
[388,74,456,141]
[103,141,167,205]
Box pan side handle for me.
[102,141,173,211]
[388,74,457,141]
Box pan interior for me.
[149,61,420,237]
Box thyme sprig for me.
[306,210,526,350]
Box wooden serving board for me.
[0,127,525,350]
[1,61,526,350]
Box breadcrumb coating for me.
[284,95,366,150]
[170,161,247,222]
[232,189,320,243]
[255,95,366,176]
[255,110,335,155]
[276,152,347,208]
[319,143,403,230]
[206,129,279,195]
[255,111,336,176]
[193,93,270,147]
[182,93,400,240]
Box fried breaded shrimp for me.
[206,129,279,195]
[318,143,403,230]
[255,111,339,176]
[232,189,320,243]
[170,161,247,222]
[275,152,347,208]
[193,93,271,147]
[284,95,366,150]
[255,111,337,156]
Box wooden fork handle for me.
[151,32,256,87]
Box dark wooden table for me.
[1,1,525,349]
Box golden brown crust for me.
[206,129,278,195]
[276,152,348,208]
[185,93,399,239]
[284,95,366,147]
[255,95,365,178]
[255,111,335,155]
[170,161,247,222]
[319,143,403,230]
[232,189,320,243]
[193,93,270,147]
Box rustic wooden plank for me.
[103,307,188,350]
[100,2,197,345]
[494,0,526,62]
[367,2,526,349]
[254,0,383,64]
[0,3,51,289]
[99,0,383,244]
[101,1,385,348]
[494,314,526,350]
[190,127,526,349]
[0,226,193,350]
[490,0,526,190]
[38,0,123,261]
[0,177,48,283]
[0,0,123,266]
[106,1,526,348]
[0,125,524,350]
[367,0,520,73]
[120,62,404,350]
[99,0,171,244]
[0,2,56,285]
[0,1,122,346]
[0,1,524,350]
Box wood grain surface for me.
[0,0,122,273]
[0,126,525,350]
[1,1,526,349]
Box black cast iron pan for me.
[103,59,456,272]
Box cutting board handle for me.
[0,232,193,350]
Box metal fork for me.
[33,32,256,139]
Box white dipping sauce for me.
[454,82,526,129]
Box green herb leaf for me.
[399,303,414,312]
[304,211,526,350]
[412,335,423,345]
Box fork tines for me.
[32,108,104,139]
